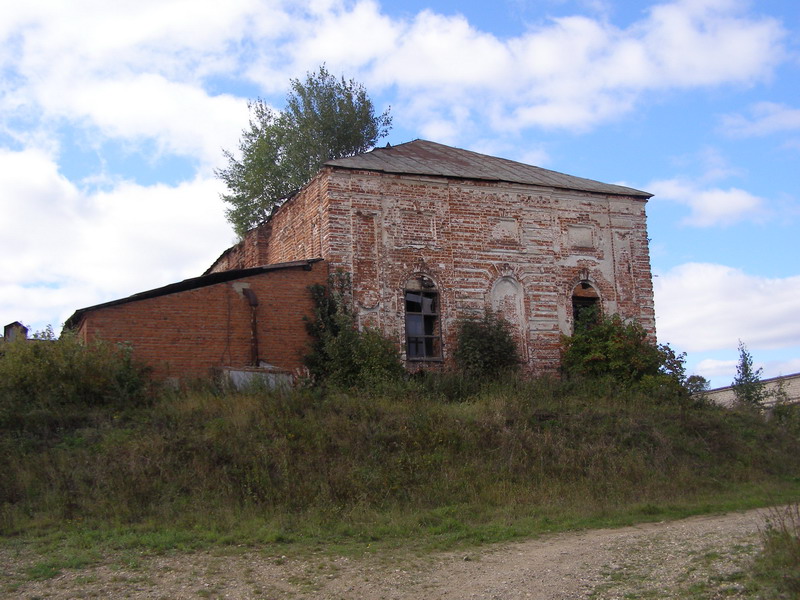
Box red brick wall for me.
[76,261,327,382]
[205,167,655,375]
[206,173,329,274]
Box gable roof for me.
[326,139,651,198]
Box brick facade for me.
[208,141,656,375]
[67,260,326,382]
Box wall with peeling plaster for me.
[209,165,655,375]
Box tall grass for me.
[3,374,799,547]
[751,503,800,598]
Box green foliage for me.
[0,327,152,433]
[732,340,767,409]
[217,65,392,237]
[560,312,687,397]
[771,379,800,438]
[303,272,404,388]
[3,377,799,545]
[685,374,710,395]
[453,309,520,379]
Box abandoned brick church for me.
[66,140,656,382]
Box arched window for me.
[404,276,442,360]
[571,281,600,330]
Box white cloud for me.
[284,0,401,74]
[722,102,800,137]
[654,262,800,353]
[0,0,788,163]
[384,0,783,133]
[692,355,800,389]
[769,358,800,378]
[649,178,766,227]
[45,75,249,170]
[694,358,738,380]
[637,0,784,87]
[0,147,234,331]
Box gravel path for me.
[2,508,768,599]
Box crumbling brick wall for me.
[207,167,655,375]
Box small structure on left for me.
[63,259,326,386]
[2,321,28,343]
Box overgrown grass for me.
[3,375,799,562]
[748,503,800,598]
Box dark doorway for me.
[571,282,600,330]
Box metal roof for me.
[326,139,651,198]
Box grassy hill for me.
[3,373,799,550]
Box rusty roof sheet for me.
[326,139,651,198]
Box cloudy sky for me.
[1,0,797,387]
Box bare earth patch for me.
[1,508,767,599]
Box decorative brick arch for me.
[569,268,603,330]
[489,275,528,361]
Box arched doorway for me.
[571,281,600,330]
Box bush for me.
[0,327,152,432]
[560,312,687,398]
[453,309,520,379]
[304,272,404,388]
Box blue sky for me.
[1,0,798,388]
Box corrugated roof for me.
[326,139,651,198]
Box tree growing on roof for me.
[217,65,392,237]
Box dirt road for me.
[2,508,767,599]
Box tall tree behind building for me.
[732,340,767,409]
[217,65,392,237]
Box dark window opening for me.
[571,282,600,332]
[405,289,442,360]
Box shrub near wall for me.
[453,310,520,379]
[560,312,687,398]
[304,273,404,388]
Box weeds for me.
[303,272,404,388]
[3,376,799,547]
[2,335,800,570]
[750,503,800,598]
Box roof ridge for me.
[325,140,651,198]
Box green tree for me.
[732,340,767,409]
[218,65,392,237]
[685,374,710,395]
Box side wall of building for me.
[76,262,327,382]
[207,173,330,273]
